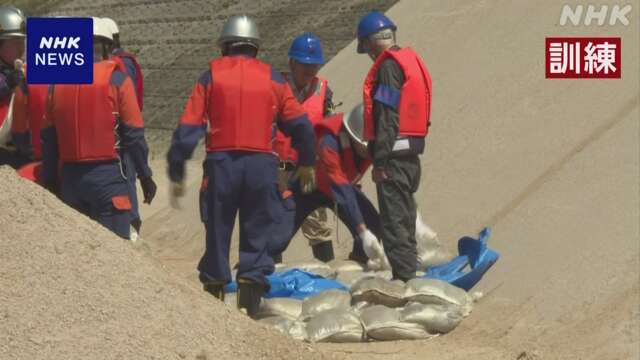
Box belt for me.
[279,161,296,172]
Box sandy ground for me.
[0,167,338,360]
[142,0,640,359]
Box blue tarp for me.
[225,227,499,299]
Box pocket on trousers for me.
[111,195,132,211]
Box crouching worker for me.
[271,104,389,268]
[40,18,156,240]
[166,15,316,318]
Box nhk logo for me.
[27,17,93,84]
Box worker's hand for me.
[372,167,389,183]
[140,176,157,204]
[169,181,185,209]
[294,166,316,194]
[360,228,391,271]
[360,228,381,259]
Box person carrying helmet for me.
[0,5,30,168]
[272,32,335,263]
[101,17,145,241]
[40,17,157,240]
[166,15,316,318]
[271,104,390,270]
[356,11,432,282]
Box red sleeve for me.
[113,77,144,128]
[11,86,29,133]
[272,80,306,122]
[180,81,209,126]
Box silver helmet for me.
[0,6,26,39]
[217,15,260,49]
[343,103,367,146]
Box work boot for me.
[237,278,264,319]
[202,282,225,301]
[311,241,335,263]
[348,251,369,266]
[199,272,225,301]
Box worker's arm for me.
[10,84,33,158]
[0,67,22,100]
[40,86,59,188]
[271,69,316,167]
[166,70,209,183]
[318,133,365,231]
[371,57,404,168]
[111,71,152,179]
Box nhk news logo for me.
[26,17,93,84]
[545,38,621,79]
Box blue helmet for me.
[288,32,325,65]
[356,11,396,54]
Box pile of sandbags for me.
[258,277,478,343]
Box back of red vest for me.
[206,57,276,153]
[52,61,119,162]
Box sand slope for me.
[0,167,336,360]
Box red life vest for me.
[51,61,119,162]
[112,50,144,110]
[205,56,277,153]
[0,96,9,128]
[315,113,371,197]
[273,75,327,163]
[362,47,432,141]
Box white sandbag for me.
[415,213,451,268]
[329,259,364,274]
[401,302,464,334]
[351,301,371,315]
[366,256,391,271]
[306,309,364,343]
[404,278,474,316]
[301,289,351,320]
[282,260,336,279]
[288,321,307,341]
[360,305,434,341]
[257,297,303,320]
[351,277,407,307]
[336,270,371,287]
[258,316,293,335]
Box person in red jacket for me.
[357,11,432,281]
[166,15,316,318]
[102,17,145,240]
[271,104,390,269]
[40,18,156,240]
[272,32,335,263]
[0,5,30,168]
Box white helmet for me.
[92,17,113,41]
[101,17,119,36]
[343,103,367,146]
